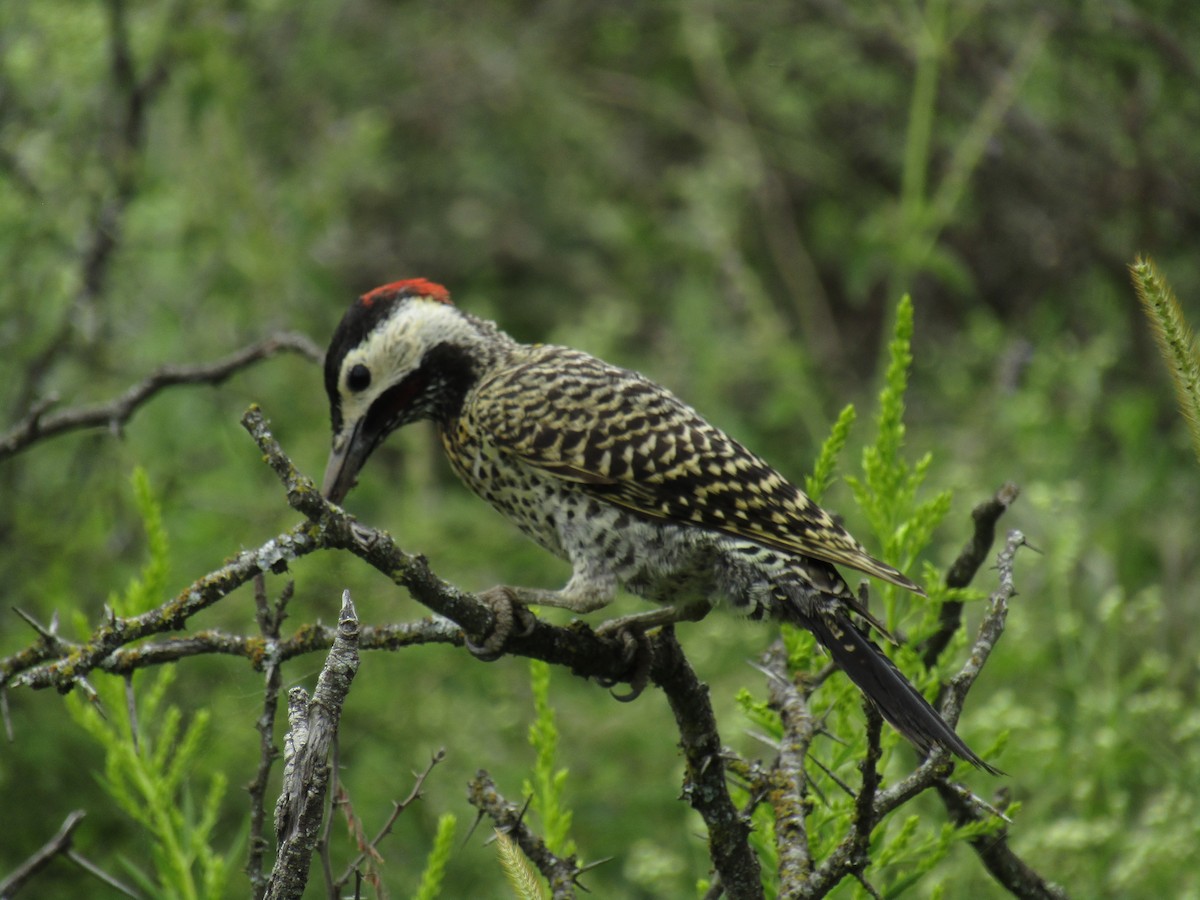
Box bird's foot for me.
[593,604,709,701]
[592,626,653,702]
[464,586,538,661]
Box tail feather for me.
[803,607,1001,775]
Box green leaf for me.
[414,814,458,900]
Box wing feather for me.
[466,346,922,594]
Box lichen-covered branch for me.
[265,592,360,900]
[467,770,583,899]
[1,523,319,693]
[762,641,815,887]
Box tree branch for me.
[1,333,322,460]
[467,770,583,899]
[265,591,360,900]
[922,482,1021,667]
[763,641,815,887]
[934,531,1068,899]
[650,628,763,900]
[247,575,289,900]
[0,809,87,898]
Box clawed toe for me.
[465,587,517,661]
[464,586,537,661]
[596,624,653,702]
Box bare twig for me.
[1,333,322,460]
[942,530,1025,726]
[762,640,814,887]
[265,591,361,900]
[934,531,1067,899]
[317,736,341,897]
[334,749,448,889]
[0,809,145,899]
[922,482,1021,667]
[247,576,291,900]
[0,809,88,898]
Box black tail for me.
[803,607,1001,775]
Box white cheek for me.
[338,327,420,425]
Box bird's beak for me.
[322,420,371,505]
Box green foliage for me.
[734,296,998,891]
[62,473,233,898]
[804,403,856,504]
[1131,257,1200,465]
[413,813,458,900]
[66,667,232,899]
[872,812,1008,897]
[109,468,171,617]
[522,659,576,858]
[845,295,952,622]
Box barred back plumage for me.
[322,280,999,774]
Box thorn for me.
[77,678,107,720]
[2,688,13,742]
[745,659,791,688]
[462,809,488,848]
[513,793,534,828]
[808,753,855,799]
[13,607,57,641]
[745,730,782,752]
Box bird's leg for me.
[594,601,712,637]
[464,573,617,661]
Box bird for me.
[321,277,998,773]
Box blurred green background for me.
[2,0,1199,896]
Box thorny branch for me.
[0,409,1061,898]
[764,528,1029,898]
[333,749,447,891]
[935,532,1068,900]
[0,810,142,899]
[467,770,586,900]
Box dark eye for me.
[347,364,371,392]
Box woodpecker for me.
[322,278,998,773]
